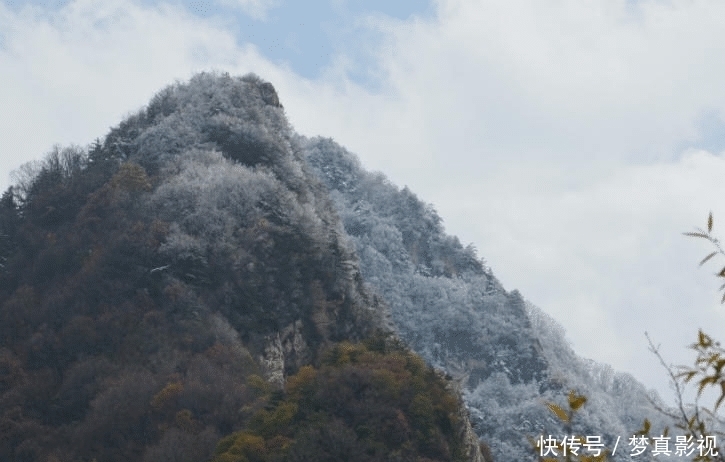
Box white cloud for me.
[433,150,725,400]
[0,0,283,191]
[325,0,725,175]
[276,0,725,401]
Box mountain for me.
[302,137,678,461]
[0,73,484,462]
[0,71,682,462]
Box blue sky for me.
[172,0,433,85]
[5,0,433,83]
[4,0,725,406]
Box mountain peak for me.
[0,72,486,462]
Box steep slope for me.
[303,136,676,461]
[0,73,483,462]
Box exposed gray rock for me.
[259,319,310,387]
[259,82,282,108]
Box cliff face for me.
[0,73,482,462]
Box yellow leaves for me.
[214,431,266,462]
[546,403,570,423]
[409,393,435,419]
[680,370,698,383]
[698,376,718,397]
[679,329,725,416]
[211,430,292,462]
[539,390,611,461]
[544,390,587,424]
[674,215,725,454]
[251,401,299,438]
[246,374,271,397]
[151,381,184,411]
[370,369,403,400]
[110,162,151,192]
[715,358,725,374]
[715,381,725,411]
[698,330,713,349]
[284,365,316,399]
[579,454,608,462]
[218,340,467,462]
[175,409,202,433]
[323,341,359,366]
[568,390,587,411]
[635,418,651,436]
[683,212,725,304]
[405,353,427,376]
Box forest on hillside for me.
[4,71,718,462]
[0,73,484,462]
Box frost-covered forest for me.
[0,73,483,461]
[0,71,694,461]
[304,137,681,461]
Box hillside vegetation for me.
[1,71,683,462]
[0,73,483,462]
[303,136,676,461]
